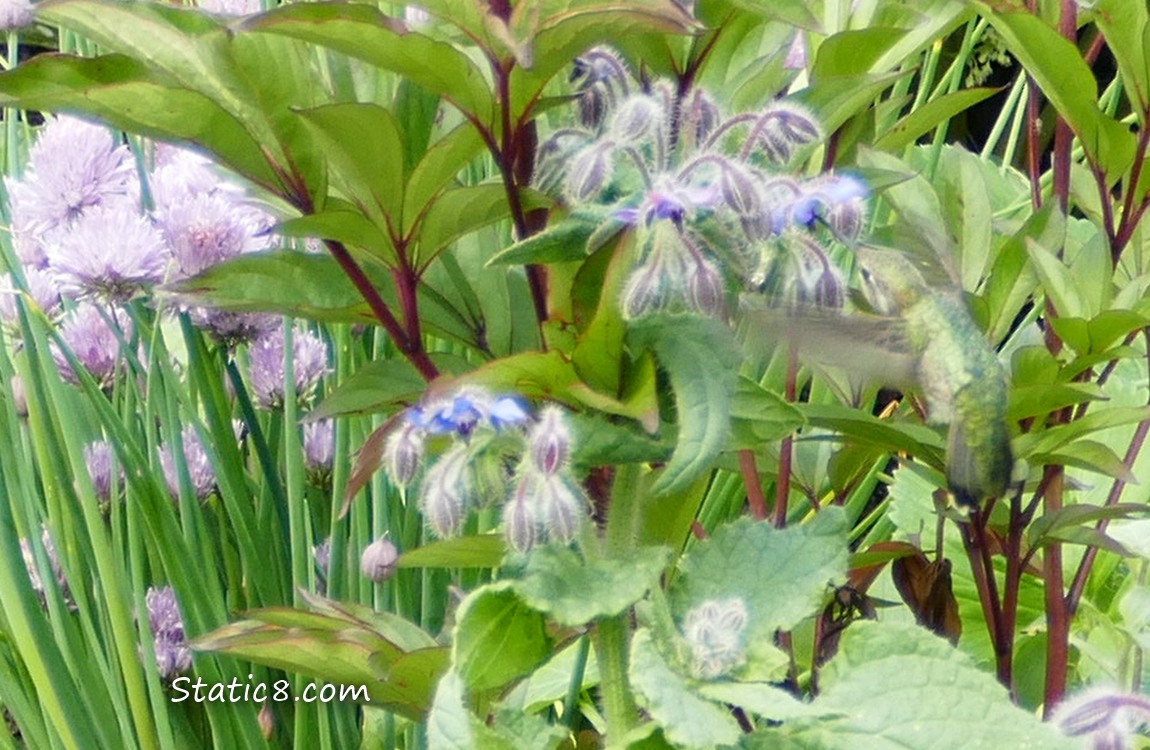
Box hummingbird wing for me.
[738,297,918,388]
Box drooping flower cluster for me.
[537,48,870,319]
[382,389,589,552]
[1053,688,1150,750]
[145,585,192,680]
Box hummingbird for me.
[745,243,1013,509]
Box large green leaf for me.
[311,359,429,418]
[669,511,849,642]
[415,184,550,266]
[246,3,495,122]
[812,28,906,80]
[748,621,1077,749]
[729,376,805,449]
[403,122,486,236]
[983,8,1135,179]
[800,403,946,470]
[277,210,396,261]
[628,629,742,750]
[0,53,279,189]
[629,315,740,496]
[1093,0,1150,114]
[511,545,670,626]
[453,584,552,691]
[398,535,507,569]
[876,88,1001,153]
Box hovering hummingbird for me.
[745,243,1013,509]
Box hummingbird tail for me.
[946,417,1012,510]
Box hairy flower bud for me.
[749,103,821,165]
[680,88,721,150]
[686,256,725,317]
[360,537,399,582]
[385,421,424,487]
[1053,689,1150,750]
[419,444,472,538]
[564,142,615,203]
[536,474,585,544]
[621,258,668,320]
[682,598,749,679]
[503,475,539,554]
[528,406,571,476]
[609,95,663,144]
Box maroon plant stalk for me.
[739,450,768,521]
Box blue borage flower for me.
[406,389,530,438]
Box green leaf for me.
[628,629,742,750]
[569,412,672,470]
[487,217,601,266]
[1007,383,1105,422]
[1093,0,1150,114]
[399,535,507,569]
[453,584,552,691]
[1030,439,1138,483]
[277,211,396,261]
[511,545,670,626]
[697,681,833,721]
[729,376,805,449]
[403,122,486,235]
[162,250,374,324]
[311,359,429,419]
[875,88,1001,152]
[1027,503,1149,549]
[248,3,495,122]
[298,102,405,229]
[670,511,849,642]
[749,621,1077,749]
[427,672,525,750]
[800,403,946,470]
[1026,238,1086,319]
[812,28,906,80]
[983,8,1135,178]
[717,0,820,30]
[1015,406,1150,457]
[937,145,995,290]
[0,53,279,190]
[629,315,740,496]
[985,205,1064,343]
[798,71,906,136]
[416,184,549,264]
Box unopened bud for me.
[419,444,472,538]
[681,88,721,148]
[384,421,424,487]
[750,103,821,165]
[564,143,615,203]
[609,95,663,143]
[536,474,585,544]
[686,257,725,317]
[621,259,667,320]
[718,163,762,218]
[360,537,399,582]
[504,476,539,554]
[258,703,276,741]
[528,406,571,476]
[8,375,26,418]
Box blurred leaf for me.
[875,88,1001,152]
[399,535,507,569]
[511,545,670,627]
[985,205,1064,343]
[812,28,906,80]
[669,510,849,642]
[573,231,635,395]
[1007,382,1105,422]
[453,584,551,691]
[937,145,995,290]
[698,681,834,721]
[801,403,946,469]
[1027,503,1149,549]
[1093,0,1150,114]
[729,376,805,449]
[748,621,1077,749]
[1015,406,1150,457]
[277,211,396,261]
[312,359,430,419]
[983,8,1135,179]
[630,315,740,496]
[247,3,495,122]
[713,0,820,30]
[569,412,672,470]
[487,217,601,266]
[1030,439,1138,482]
[628,629,742,750]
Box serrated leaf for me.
[629,315,740,496]
[512,545,669,626]
[628,629,741,750]
[399,535,507,569]
[670,511,849,641]
[750,621,1077,749]
[453,584,552,691]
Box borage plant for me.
[0,0,1149,749]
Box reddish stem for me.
[739,450,768,521]
[1042,466,1069,715]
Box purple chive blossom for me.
[20,527,71,607]
[157,192,271,280]
[47,201,168,300]
[0,268,62,326]
[145,586,192,679]
[302,419,334,474]
[187,309,280,348]
[160,425,217,500]
[84,439,122,506]
[0,0,34,30]
[7,116,139,266]
[54,303,132,385]
[247,326,329,410]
